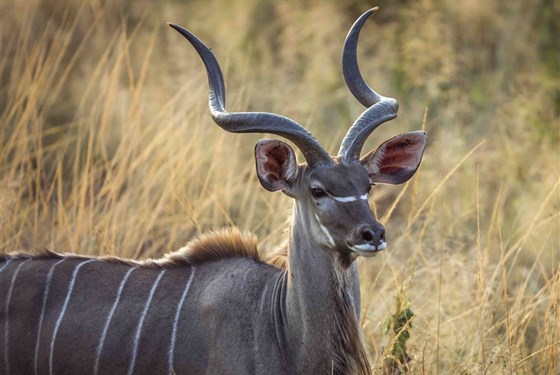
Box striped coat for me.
[0,230,289,375]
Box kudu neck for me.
[277,200,366,373]
[286,200,361,317]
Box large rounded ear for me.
[254,139,299,192]
[361,131,427,184]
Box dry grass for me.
[1,0,558,373]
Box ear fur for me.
[254,139,298,192]
[361,131,427,184]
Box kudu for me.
[0,8,426,375]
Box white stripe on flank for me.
[168,268,196,374]
[49,259,95,375]
[34,258,67,375]
[94,267,137,375]
[127,270,166,375]
[3,259,32,375]
[0,259,14,273]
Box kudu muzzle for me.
[357,224,386,249]
[347,220,386,256]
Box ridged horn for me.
[338,8,399,162]
[169,23,333,167]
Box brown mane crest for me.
[169,227,261,265]
[1,228,283,268]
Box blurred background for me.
[1,0,558,373]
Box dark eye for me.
[367,184,374,193]
[311,188,327,198]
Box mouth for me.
[348,241,387,257]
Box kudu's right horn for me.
[168,23,333,168]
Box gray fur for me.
[0,249,366,374]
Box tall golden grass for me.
[1,0,558,373]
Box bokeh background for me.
[1,0,558,373]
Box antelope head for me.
[169,8,426,266]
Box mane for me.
[263,245,288,269]
[164,227,261,266]
[1,249,155,268]
[1,228,281,269]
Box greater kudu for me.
[1,8,426,375]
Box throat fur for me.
[328,269,371,375]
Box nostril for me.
[362,228,375,243]
[378,228,386,242]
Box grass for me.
[1,0,558,373]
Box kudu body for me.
[1,9,426,375]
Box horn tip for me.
[168,23,197,42]
[362,7,378,20]
[168,22,188,35]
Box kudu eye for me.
[311,188,327,198]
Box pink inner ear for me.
[255,139,297,192]
[378,139,422,172]
[365,131,426,184]
[263,146,290,181]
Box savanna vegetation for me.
[1,0,558,373]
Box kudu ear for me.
[361,131,427,184]
[255,139,299,192]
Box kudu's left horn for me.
[337,8,399,163]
